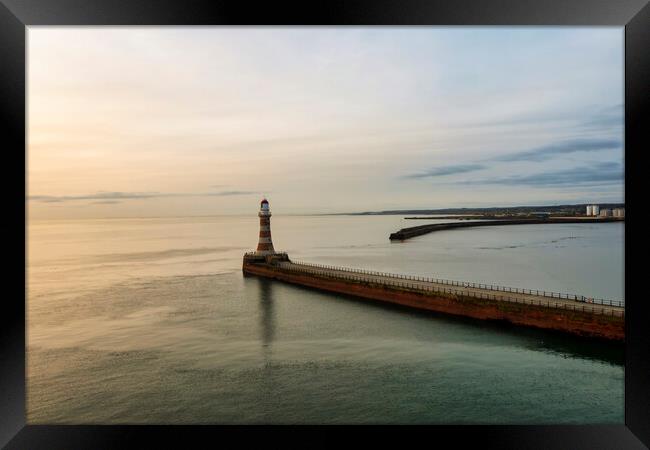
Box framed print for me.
[2,0,649,448]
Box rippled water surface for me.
[27,215,624,423]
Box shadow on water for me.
[458,316,625,366]
[249,276,281,420]
[255,278,276,357]
[257,276,623,367]
[507,323,622,365]
[379,298,622,366]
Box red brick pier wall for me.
[243,263,624,341]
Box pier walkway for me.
[274,260,624,318]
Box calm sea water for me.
[27,215,624,424]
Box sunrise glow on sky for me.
[28,27,623,219]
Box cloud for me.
[459,161,623,187]
[28,190,259,203]
[400,137,623,191]
[581,104,623,129]
[404,163,486,179]
[456,104,624,133]
[205,190,258,196]
[29,192,163,202]
[29,196,65,203]
[492,138,621,163]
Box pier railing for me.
[276,260,623,316]
[244,251,289,257]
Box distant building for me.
[599,208,612,217]
[591,205,600,216]
[586,205,593,216]
[613,207,625,217]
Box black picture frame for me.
[2,0,648,448]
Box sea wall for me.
[243,263,624,341]
[389,217,624,240]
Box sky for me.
[27,27,624,219]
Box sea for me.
[27,215,625,424]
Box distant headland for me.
[331,203,625,217]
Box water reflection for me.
[255,278,276,355]
[521,328,624,366]
[251,276,278,417]
[313,289,624,366]
[423,308,625,366]
[451,314,625,366]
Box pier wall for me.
[390,217,624,240]
[243,263,624,341]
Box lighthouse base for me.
[243,251,290,266]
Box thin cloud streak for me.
[28,190,259,203]
[404,164,486,179]
[207,191,259,196]
[491,138,622,162]
[456,162,623,187]
[402,137,621,183]
[581,106,624,129]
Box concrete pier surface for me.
[390,217,624,240]
[243,258,624,341]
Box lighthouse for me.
[243,198,289,267]
[256,198,276,255]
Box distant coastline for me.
[328,203,625,217]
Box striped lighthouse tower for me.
[256,198,275,255]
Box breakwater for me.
[390,217,623,241]
[242,256,624,341]
[405,215,488,220]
